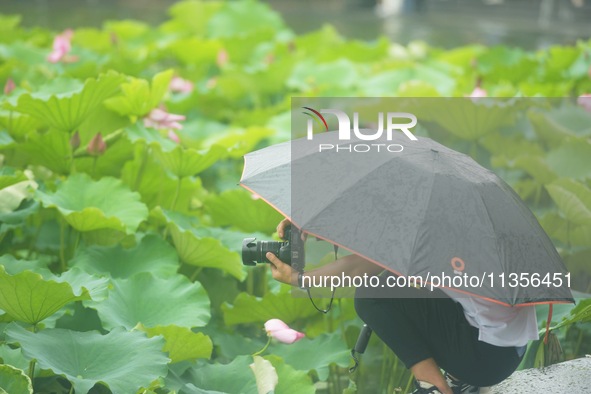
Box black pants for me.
[354,278,524,387]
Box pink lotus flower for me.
[264,319,305,344]
[169,76,194,94]
[47,29,75,63]
[4,79,16,95]
[87,133,106,156]
[216,49,229,67]
[144,108,186,131]
[468,86,487,98]
[577,94,591,112]
[167,130,180,144]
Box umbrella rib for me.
[406,151,439,276]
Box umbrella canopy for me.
[240,131,574,306]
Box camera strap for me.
[305,244,338,314]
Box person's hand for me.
[276,218,307,241]
[266,252,298,287]
[276,218,291,239]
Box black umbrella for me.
[240,131,574,307]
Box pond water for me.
[1,0,591,49]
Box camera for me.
[242,225,305,272]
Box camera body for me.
[242,226,305,272]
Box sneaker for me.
[412,380,443,394]
[444,372,480,394]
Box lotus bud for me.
[216,49,228,67]
[87,133,106,156]
[70,131,81,150]
[264,319,305,344]
[4,79,16,95]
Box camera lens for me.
[242,238,287,265]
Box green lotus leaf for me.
[222,291,317,326]
[528,106,591,145]
[362,65,455,96]
[121,149,207,212]
[0,364,32,394]
[269,333,350,381]
[0,178,36,214]
[104,70,173,117]
[205,189,283,234]
[177,356,258,394]
[419,98,521,140]
[198,126,274,159]
[71,234,179,278]
[125,122,177,150]
[166,37,221,68]
[142,324,213,363]
[0,199,39,234]
[55,267,110,301]
[539,212,591,248]
[153,143,226,178]
[12,129,71,174]
[88,272,210,330]
[207,0,284,38]
[11,71,124,132]
[0,344,29,371]
[0,167,27,191]
[546,139,591,180]
[0,255,52,278]
[54,302,104,333]
[152,208,247,280]
[287,59,359,93]
[0,131,14,149]
[545,179,591,226]
[36,173,148,233]
[5,324,169,394]
[160,0,223,36]
[103,19,150,40]
[0,266,90,324]
[476,46,538,84]
[265,355,315,394]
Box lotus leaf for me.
[142,324,213,363]
[222,291,317,326]
[71,234,179,278]
[89,272,210,330]
[269,333,350,381]
[0,266,90,324]
[36,173,148,233]
[153,208,247,280]
[0,364,32,394]
[104,69,173,117]
[11,72,124,132]
[6,324,169,394]
[205,189,283,234]
[153,143,226,178]
[545,179,591,226]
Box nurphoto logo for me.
[302,107,418,153]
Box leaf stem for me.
[171,176,182,211]
[92,156,98,178]
[134,144,149,191]
[60,218,67,272]
[252,336,271,357]
[189,267,203,282]
[28,359,36,381]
